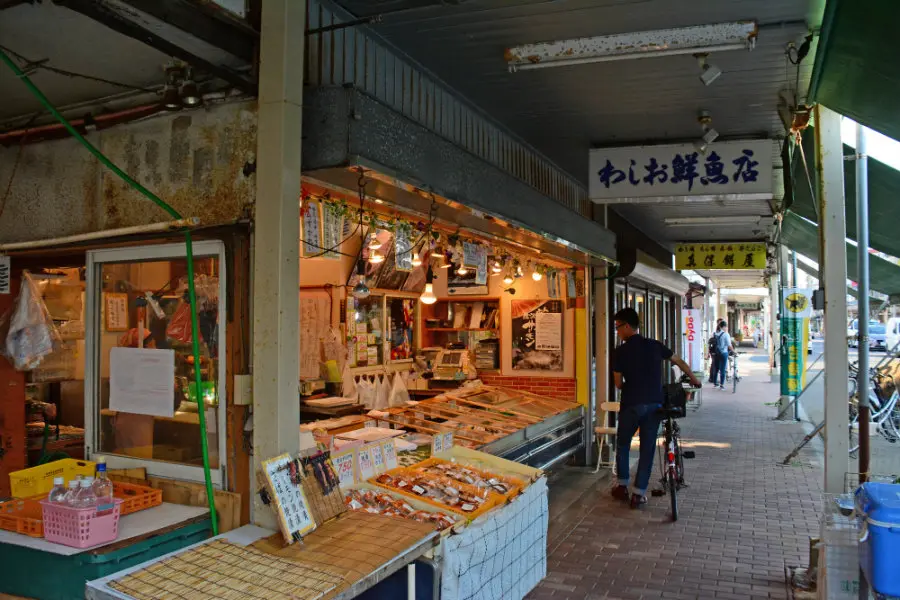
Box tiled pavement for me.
[528,349,824,600]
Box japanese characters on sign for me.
[262,454,317,543]
[780,288,811,397]
[589,140,773,201]
[674,242,766,271]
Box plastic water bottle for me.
[92,459,114,510]
[63,480,79,506]
[48,477,67,503]
[74,479,97,509]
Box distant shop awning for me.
[809,0,900,143]
[788,126,900,262]
[780,212,900,296]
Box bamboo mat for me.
[252,511,437,597]
[108,539,345,600]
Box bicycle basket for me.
[663,383,688,418]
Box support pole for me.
[855,123,870,484]
[815,105,850,493]
[594,205,611,465]
[252,0,305,527]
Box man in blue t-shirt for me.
[611,308,701,509]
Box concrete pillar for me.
[816,104,850,493]
[251,0,305,526]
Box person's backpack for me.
[708,335,719,357]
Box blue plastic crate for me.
[855,482,900,596]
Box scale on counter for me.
[432,350,466,380]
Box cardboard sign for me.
[331,448,357,488]
[382,440,398,470]
[357,446,375,481]
[261,454,317,542]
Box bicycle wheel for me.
[668,467,678,521]
[732,367,737,394]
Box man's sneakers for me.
[611,484,629,502]
[629,493,648,509]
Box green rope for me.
[0,49,219,536]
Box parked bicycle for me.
[730,351,745,394]
[652,376,698,522]
[848,359,900,456]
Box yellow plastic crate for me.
[9,459,96,498]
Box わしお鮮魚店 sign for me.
[674,243,766,271]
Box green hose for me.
[1,49,219,536]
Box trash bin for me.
[855,482,900,597]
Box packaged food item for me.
[343,488,456,531]
[413,459,524,497]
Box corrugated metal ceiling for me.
[333,0,816,185]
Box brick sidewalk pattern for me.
[527,349,823,600]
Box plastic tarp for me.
[441,477,548,600]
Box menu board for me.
[261,454,316,543]
[301,199,322,256]
[321,204,344,260]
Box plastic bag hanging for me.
[1,271,61,370]
[388,372,411,408]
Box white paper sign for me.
[0,255,9,294]
[682,308,703,372]
[109,348,175,417]
[371,443,385,474]
[589,139,773,201]
[441,432,454,452]
[535,312,562,351]
[332,449,357,487]
[357,446,375,481]
[432,433,444,455]
[382,440,398,470]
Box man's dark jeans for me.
[616,403,662,495]
[714,353,728,386]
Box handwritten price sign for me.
[371,443,385,474]
[332,449,356,487]
[357,447,375,481]
[382,440,398,470]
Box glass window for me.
[350,294,384,367]
[87,242,226,484]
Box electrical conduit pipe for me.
[0,49,219,536]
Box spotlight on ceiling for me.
[694,110,719,154]
[695,53,722,86]
[181,74,202,107]
[161,65,183,111]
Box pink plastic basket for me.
[39,498,124,549]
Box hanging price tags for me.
[331,449,357,487]
[382,440,398,470]
[371,443,385,474]
[357,446,375,481]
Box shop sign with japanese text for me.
[674,242,766,270]
[780,288,811,397]
[589,140,773,201]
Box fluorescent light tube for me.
[506,22,757,72]
[665,216,762,226]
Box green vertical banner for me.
[781,288,812,396]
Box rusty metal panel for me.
[306,0,590,218]
[0,102,256,244]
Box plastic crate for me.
[855,482,900,596]
[40,498,123,549]
[0,497,43,538]
[9,459,95,498]
[114,481,163,515]
[821,544,860,600]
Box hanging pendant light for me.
[369,250,385,264]
[491,260,503,273]
[532,265,543,281]
[456,264,468,276]
[420,267,437,304]
[411,251,422,268]
[351,260,370,299]
[502,271,515,286]
[440,251,453,269]
[368,232,382,249]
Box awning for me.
[622,250,690,296]
[809,0,900,142]
[780,212,900,296]
[788,126,900,262]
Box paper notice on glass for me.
[109,347,175,417]
[535,312,562,351]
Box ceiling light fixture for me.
[181,77,202,107]
[695,53,722,86]
[664,216,762,226]
[491,260,503,273]
[505,21,757,72]
[351,260,370,299]
[503,272,515,286]
[411,251,422,268]
[419,267,437,305]
[367,232,382,249]
[456,264,469,276]
[368,250,385,264]
[161,64,184,111]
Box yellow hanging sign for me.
[674,242,766,270]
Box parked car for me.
[869,323,887,351]
[887,317,900,355]
[848,319,880,348]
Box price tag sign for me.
[371,443,385,474]
[357,446,375,481]
[382,440,398,470]
[432,433,444,455]
[364,419,376,429]
[0,255,9,295]
[441,432,454,452]
[332,449,356,487]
